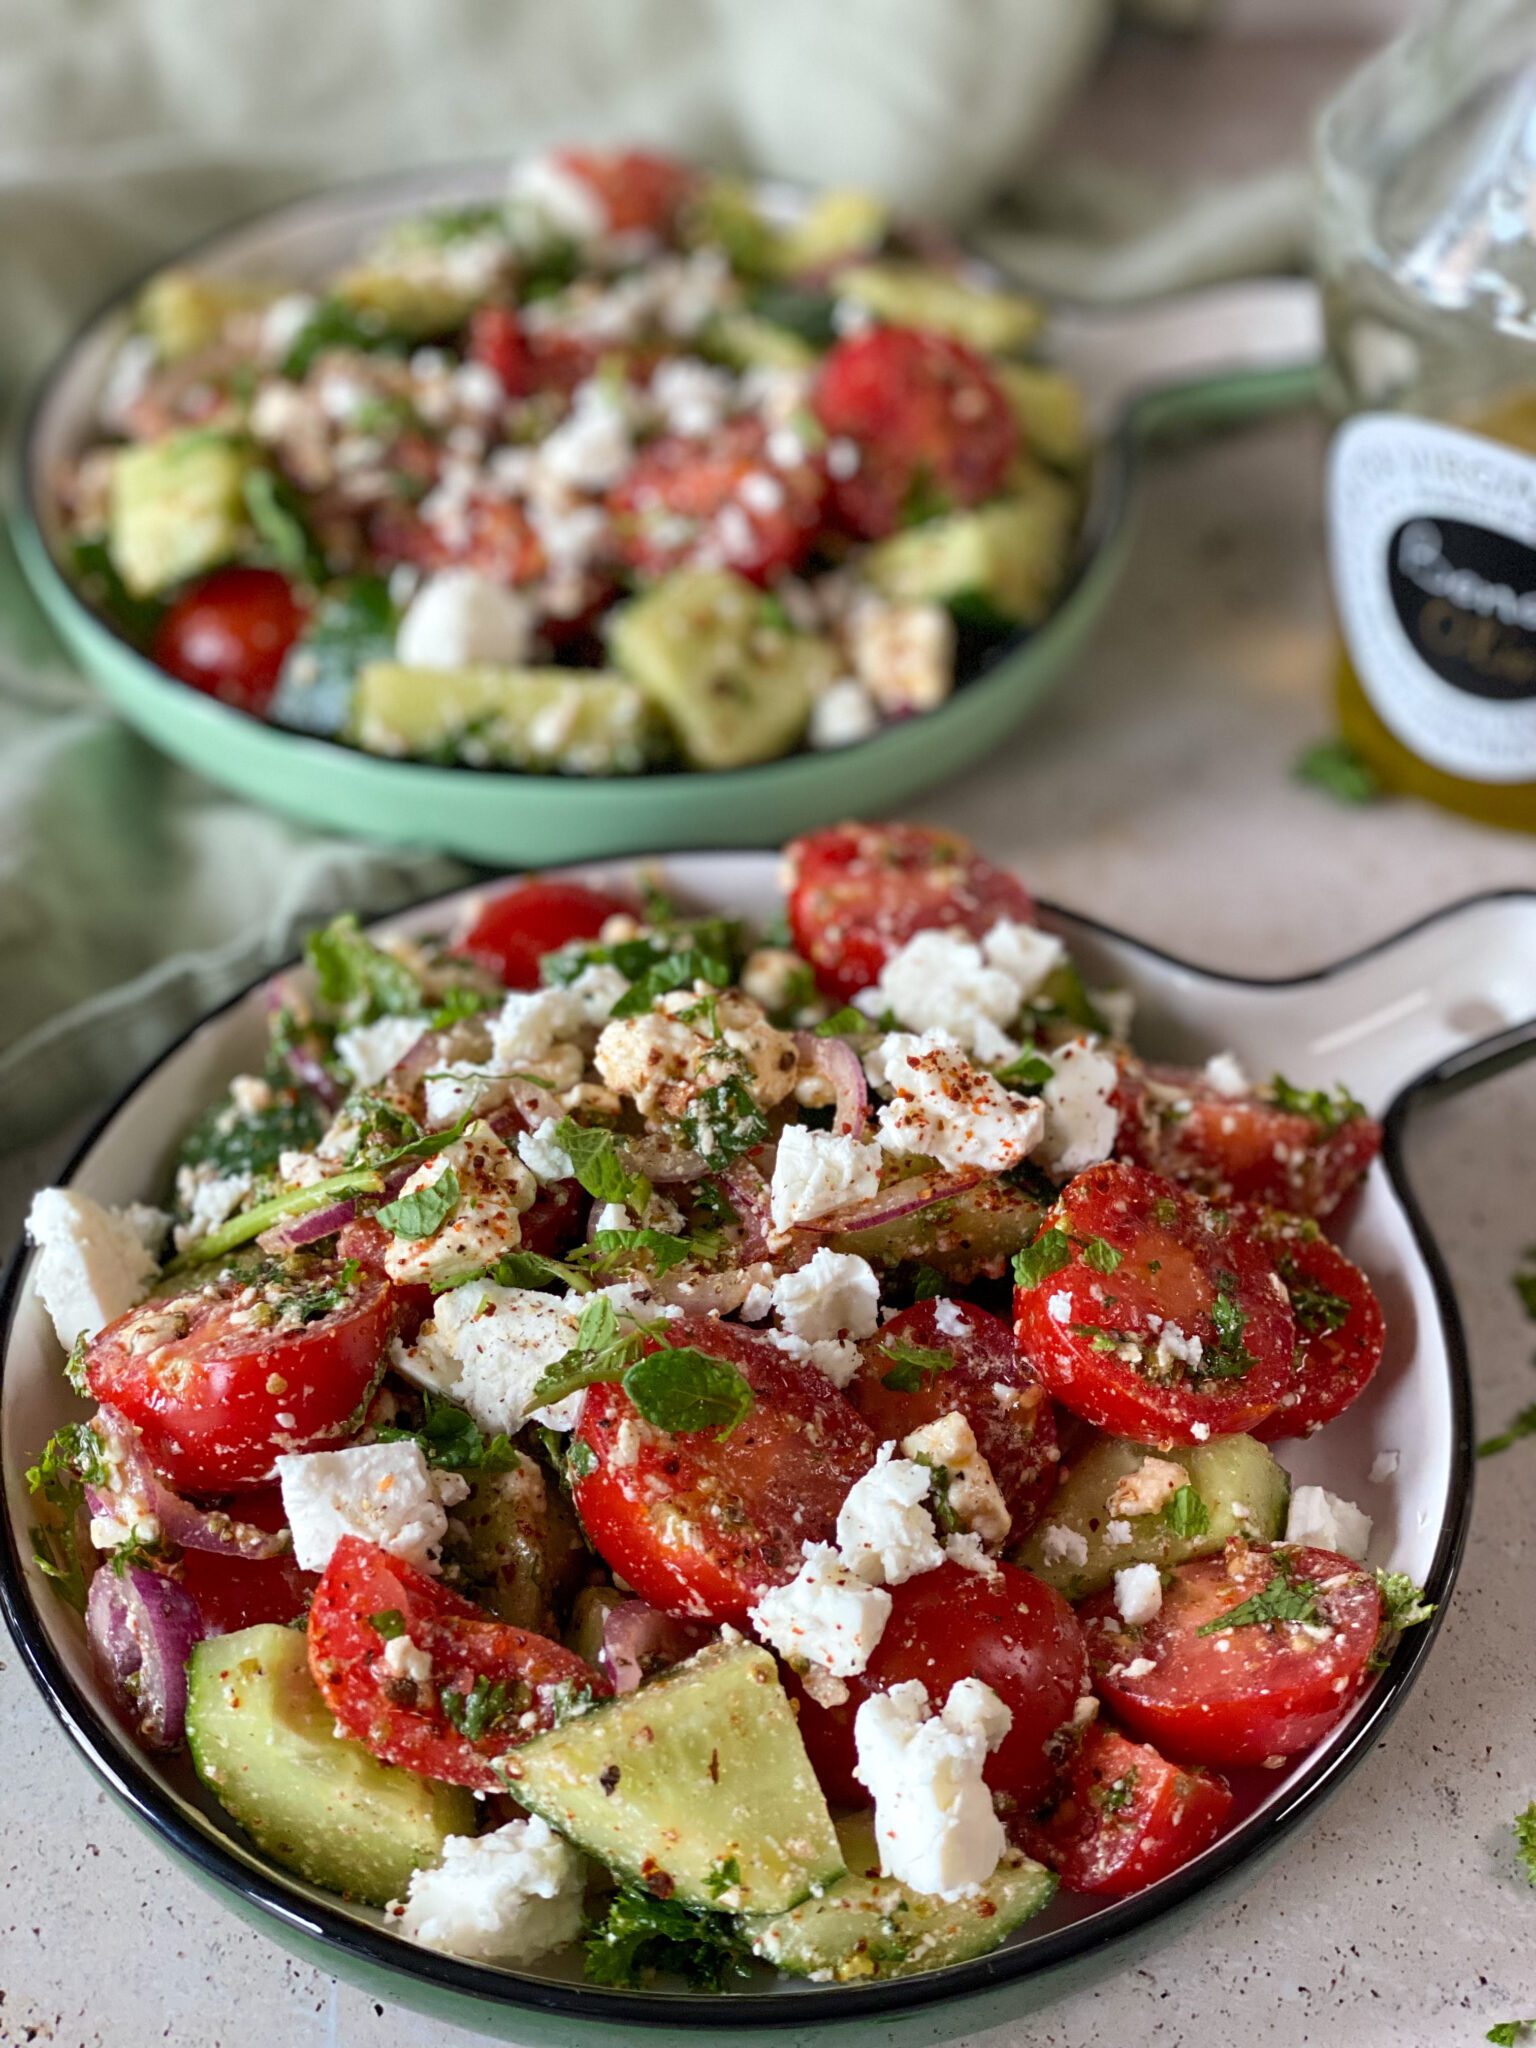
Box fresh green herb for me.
[281,296,410,380]
[1092,1768,1138,1818]
[529,1297,649,1409]
[750,283,839,347]
[919,1459,960,1536]
[1267,1074,1366,1133]
[430,984,497,1030]
[704,1855,743,1900]
[1162,1486,1210,1539]
[584,1228,695,1278]
[623,1347,755,1437]
[25,1422,107,1612]
[1072,1324,1126,1355]
[1152,1196,1179,1228]
[289,1257,362,1322]
[1488,2024,1536,2045]
[583,1886,752,1991]
[1478,1402,1536,1459]
[814,1007,869,1038]
[1515,1803,1536,1887]
[681,1075,769,1169]
[269,577,398,738]
[69,535,165,645]
[1294,737,1381,806]
[377,1392,521,1474]
[376,1165,459,1241]
[1370,1569,1436,1667]
[912,1265,945,1302]
[486,1248,591,1294]
[995,1048,1055,1091]
[601,946,733,1020]
[1201,1281,1256,1378]
[243,465,325,582]
[440,1674,523,1740]
[694,1179,738,1230]
[369,1608,406,1641]
[1079,1236,1123,1276]
[177,1084,327,1186]
[1032,960,1108,1036]
[65,1332,90,1398]
[1513,1248,1536,1320]
[566,1438,598,1482]
[1197,1561,1322,1636]
[879,1337,956,1394]
[551,1119,651,1212]
[547,1677,598,1727]
[1279,1258,1351,1336]
[1013,1228,1072,1290]
[306,914,424,1025]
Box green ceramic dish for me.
[15,166,1320,864]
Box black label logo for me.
[1388,517,1536,700]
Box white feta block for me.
[276,1440,469,1575]
[395,569,535,672]
[1203,1052,1252,1100]
[395,1816,585,1964]
[25,1188,163,1350]
[772,1248,880,1343]
[382,1123,534,1290]
[517,1117,575,1184]
[836,1446,944,1586]
[853,1678,1012,1899]
[876,1031,1043,1174]
[749,1543,892,1677]
[1285,1484,1373,1561]
[900,1411,1011,1549]
[769,1126,883,1232]
[420,1283,586,1434]
[1114,1562,1164,1626]
[335,1015,429,1090]
[1037,1038,1120,1177]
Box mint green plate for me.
[15,167,1320,864]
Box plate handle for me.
[1048,277,1322,442]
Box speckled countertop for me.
[5,26,1536,2048]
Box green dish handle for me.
[1049,276,1323,445]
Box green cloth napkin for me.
[0,0,1308,1150]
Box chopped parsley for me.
[1514,1803,1536,1888]
[1279,1258,1352,1336]
[376,1392,521,1474]
[1267,1074,1366,1133]
[704,1855,743,1900]
[26,1422,108,1611]
[1477,1402,1536,1459]
[288,1257,362,1323]
[1200,1280,1256,1378]
[1162,1486,1210,1539]
[1197,1560,1322,1636]
[878,1337,956,1393]
[566,1437,598,1482]
[583,1886,751,1991]
[814,1006,869,1037]
[1374,1568,1435,1637]
[1092,1768,1138,1817]
[681,1074,770,1168]
[439,1674,522,1740]
[376,1165,459,1241]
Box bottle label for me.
[1330,412,1536,783]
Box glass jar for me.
[1316,0,1536,830]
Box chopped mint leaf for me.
[440,1673,523,1740]
[1294,737,1381,805]
[551,1119,651,1212]
[1198,1560,1322,1636]
[430,983,497,1030]
[305,913,423,1025]
[1267,1074,1366,1133]
[879,1336,955,1393]
[1278,1257,1351,1336]
[376,1165,459,1241]
[369,1607,406,1640]
[814,1006,869,1037]
[680,1075,769,1169]
[1162,1486,1210,1538]
[1079,1236,1123,1276]
[912,1265,945,1302]
[376,1392,521,1474]
[996,1048,1055,1091]
[624,1346,754,1437]
[1014,1227,1072,1290]
[566,1437,598,1482]
[1478,1401,1536,1459]
[583,1228,694,1278]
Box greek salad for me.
[23,824,1433,1989]
[52,150,1086,777]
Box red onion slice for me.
[720,1159,773,1261]
[793,1165,986,1236]
[649,1261,772,1315]
[257,1196,358,1254]
[623,1133,711,1185]
[599,1601,713,1694]
[91,1406,292,1561]
[795,1032,869,1139]
[86,1562,204,1752]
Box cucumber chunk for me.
[607,569,835,770]
[349,662,657,773]
[834,263,1044,354]
[502,1639,842,1914]
[745,1812,1055,1982]
[995,362,1090,473]
[186,1624,474,1907]
[861,469,1079,626]
[1015,1432,1291,1600]
[108,430,255,598]
[137,271,276,361]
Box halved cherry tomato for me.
[1013,1162,1296,1448]
[308,1536,610,1790]
[572,1316,877,1628]
[468,306,598,400]
[150,567,307,715]
[1083,1543,1383,1769]
[790,1560,1088,1816]
[607,417,826,585]
[846,1298,1059,1535]
[1116,1060,1382,1220]
[374,493,547,584]
[553,148,699,238]
[335,1215,436,1342]
[785,822,1038,1004]
[1018,1721,1232,1895]
[460,878,635,989]
[86,1255,393,1493]
[1240,1210,1386,1441]
[175,1487,317,1634]
[811,325,1017,539]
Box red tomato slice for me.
[845,1298,1059,1536]
[86,1255,393,1493]
[1018,1720,1233,1895]
[607,416,826,585]
[1240,1211,1386,1441]
[552,148,699,237]
[1083,1543,1384,1769]
[150,567,307,715]
[460,878,635,989]
[811,325,1018,539]
[175,1487,317,1634]
[308,1536,611,1790]
[790,1559,1088,1817]
[572,1315,877,1628]
[373,493,547,584]
[785,822,1037,1004]
[1012,1162,1296,1448]
[468,306,598,401]
[1116,1060,1382,1220]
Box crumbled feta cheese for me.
[417,1282,587,1433]
[1118,1656,1157,1681]
[1369,1450,1400,1483]
[808,678,882,750]
[931,1298,967,1339]
[563,962,630,1025]
[1114,1562,1164,1626]
[769,1126,883,1232]
[382,1122,534,1290]
[25,1189,164,1350]
[334,1015,429,1091]
[836,1445,945,1586]
[1154,1323,1204,1376]
[1104,1518,1134,1547]
[749,1543,892,1676]
[277,1441,469,1574]
[768,1330,865,1389]
[395,1815,585,1964]
[740,1281,774,1322]
[517,1118,575,1184]
[876,1031,1043,1174]
[173,1164,254,1252]
[1108,1455,1190,1520]
[848,599,954,715]
[395,570,533,671]
[1189,1421,1211,1443]
[648,355,735,438]
[423,1062,504,1129]
[489,986,586,1070]
[1203,1052,1252,1100]
[853,1679,1012,1899]
[1285,1484,1373,1561]
[594,986,797,1121]
[900,1411,1011,1549]
[867,932,1020,1054]
[981,919,1067,1002]
[1037,1038,1120,1176]
[539,378,635,491]
[739,946,809,1017]
[1038,1523,1089,1569]
[944,1531,1002,1579]
[1047,1289,1073,1325]
[772,1248,880,1343]
[382,1632,434,1686]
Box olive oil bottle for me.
[1317,0,1536,830]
